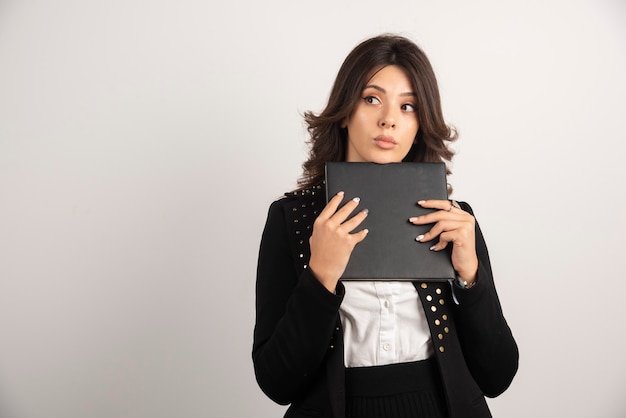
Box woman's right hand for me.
[308,191,369,293]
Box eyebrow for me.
[363,84,416,97]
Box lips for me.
[374,135,397,150]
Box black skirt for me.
[345,358,448,418]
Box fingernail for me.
[429,245,437,251]
[417,200,426,205]
[362,208,369,215]
[352,197,360,203]
[409,217,418,222]
[337,191,344,196]
[416,234,424,241]
[363,229,369,235]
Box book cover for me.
[325,162,455,280]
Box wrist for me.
[455,264,478,289]
[308,263,339,294]
[456,276,477,289]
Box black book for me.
[325,162,455,280]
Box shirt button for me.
[383,300,390,308]
[382,343,391,351]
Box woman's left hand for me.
[409,200,478,283]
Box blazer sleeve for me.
[252,199,344,405]
[451,201,519,398]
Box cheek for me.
[410,118,419,136]
[348,114,367,135]
[403,116,418,135]
[355,111,370,126]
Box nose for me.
[378,107,396,129]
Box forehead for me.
[364,65,414,89]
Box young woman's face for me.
[344,65,419,163]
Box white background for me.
[1,0,625,417]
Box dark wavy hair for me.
[298,34,457,192]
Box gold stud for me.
[442,314,448,320]
[426,295,433,302]
[421,283,427,289]
[439,346,445,353]
[436,288,442,295]
[435,319,440,326]
[439,299,445,305]
[431,306,437,312]
[444,327,449,333]
[438,333,443,340]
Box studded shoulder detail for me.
[282,184,325,275]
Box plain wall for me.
[1,0,625,417]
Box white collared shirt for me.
[339,281,434,368]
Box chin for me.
[368,154,404,164]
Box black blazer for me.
[253,187,518,418]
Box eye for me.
[402,103,416,112]
[363,96,381,105]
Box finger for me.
[330,196,363,225]
[415,220,464,242]
[410,210,468,225]
[429,231,455,251]
[351,227,369,245]
[411,205,473,225]
[317,191,345,221]
[338,207,369,233]
[417,199,453,210]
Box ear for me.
[340,117,348,129]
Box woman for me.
[253,34,518,418]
